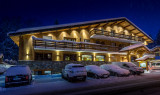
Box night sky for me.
[0,0,160,39]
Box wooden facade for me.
[8,17,153,62]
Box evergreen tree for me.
[155,30,160,45]
[0,17,42,61]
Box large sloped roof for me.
[8,17,153,43]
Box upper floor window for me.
[111,43,116,46]
[64,37,76,42]
[111,30,115,36]
[43,36,52,40]
[84,39,90,42]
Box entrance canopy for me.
[136,54,155,61]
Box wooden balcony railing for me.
[91,28,144,42]
[32,37,119,52]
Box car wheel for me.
[115,73,119,77]
[67,75,72,82]
[5,84,9,88]
[82,76,86,81]
[61,73,65,79]
[130,70,134,75]
[137,73,141,75]
[95,74,99,79]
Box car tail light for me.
[5,77,8,82]
[26,75,29,80]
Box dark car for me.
[5,65,32,87]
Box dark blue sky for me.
[0,0,160,39]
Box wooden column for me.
[127,51,131,62]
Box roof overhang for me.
[8,17,153,45]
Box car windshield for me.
[111,65,121,69]
[72,66,84,68]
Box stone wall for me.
[18,61,111,74]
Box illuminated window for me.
[96,55,105,61]
[82,55,93,61]
[140,63,146,68]
[64,37,76,42]
[43,36,52,40]
[84,39,90,42]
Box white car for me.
[100,64,130,77]
[112,62,144,75]
[5,65,32,87]
[62,64,87,82]
[85,65,110,79]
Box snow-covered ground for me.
[0,71,160,95]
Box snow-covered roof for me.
[5,65,31,76]
[120,43,150,52]
[136,54,155,61]
[151,45,160,51]
[8,17,153,42]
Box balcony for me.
[32,37,121,53]
[90,28,144,43]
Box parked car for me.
[85,65,110,79]
[62,64,87,82]
[5,65,32,87]
[112,62,144,75]
[100,64,130,77]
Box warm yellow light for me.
[93,52,96,61]
[77,52,81,61]
[144,41,148,45]
[56,50,60,61]
[108,53,111,62]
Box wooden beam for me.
[123,24,131,29]
[101,23,109,28]
[116,20,126,26]
[110,21,118,26]
[94,24,101,28]
[130,28,136,32]
[135,32,141,35]
[110,20,125,27]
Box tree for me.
[0,17,42,61]
[155,30,160,45]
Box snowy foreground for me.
[0,71,160,95]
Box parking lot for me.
[0,71,160,95]
[0,70,158,89]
